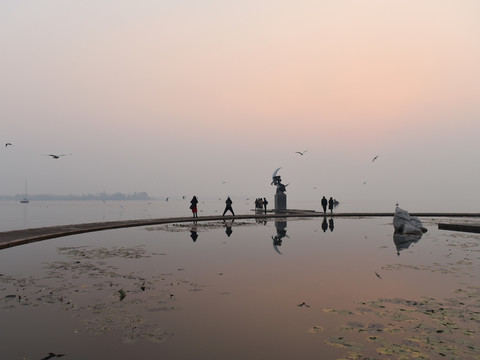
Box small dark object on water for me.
[375,272,382,279]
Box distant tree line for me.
[1,192,153,201]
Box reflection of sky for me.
[1,218,478,358]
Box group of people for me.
[189,195,236,218]
[321,196,337,214]
[190,195,337,218]
[254,197,268,214]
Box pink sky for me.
[2,0,480,206]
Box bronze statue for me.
[271,167,288,194]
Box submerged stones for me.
[393,207,428,235]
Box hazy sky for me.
[2,0,479,205]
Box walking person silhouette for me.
[321,196,328,214]
[328,197,334,214]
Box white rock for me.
[393,207,427,234]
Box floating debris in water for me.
[324,286,480,359]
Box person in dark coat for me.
[190,196,198,218]
[222,196,235,216]
[263,197,268,214]
[321,196,328,214]
[328,197,334,214]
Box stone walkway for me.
[1,212,479,250]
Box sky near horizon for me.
[1,1,480,206]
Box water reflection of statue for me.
[272,221,288,254]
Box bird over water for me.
[44,153,72,159]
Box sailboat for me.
[20,179,29,203]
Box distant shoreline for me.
[0,192,153,201]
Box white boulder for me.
[393,207,427,234]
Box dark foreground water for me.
[1,217,479,359]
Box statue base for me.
[274,193,287,212]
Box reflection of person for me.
[329,217,334,232]
[322,217,328,232]
[328,197,334,214]
[263,197,268,214]
[190,227,198,242]
[224,219,234,237]
[190,196,198,218]
[321,196,328,214]
[222,196,235,216]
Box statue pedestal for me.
[274,193,287,212]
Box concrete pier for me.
[438,223,480,234]
[1,212,479,250]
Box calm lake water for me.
[1,217,479,359]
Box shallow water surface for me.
[1,217,479,359]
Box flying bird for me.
[295,150,308,155]
[41,353,65,360]
[5,142,13,147]
[44,153,72,159]
[372,155,379,162]
[297,301,310,307]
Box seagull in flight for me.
[372,155,379,162]
[297,301,310,307]
[5,142,13,147]
[295,150,308,156]
[44,153,72,159]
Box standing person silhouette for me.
[222,196,235,216]
[321,196,328,214]
[328,197,334,214]
[263,197,268,214]
[190,196,198,218]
